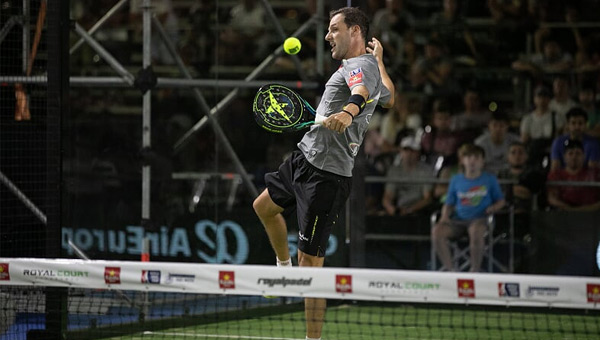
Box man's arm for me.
[547,189,572,210]
[381,190,397,216]
[486,199,506,214]
[402,189,433,216]
[367,37,395,108]
[439,203,454,223]
[324,85,369,133]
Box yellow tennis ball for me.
[283,37,301,55]
[488,101,498,112]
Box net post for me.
[44,0,69,338]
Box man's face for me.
[325,14,351,60]
[543,41,560,60]
[489,120,508,141]
[425,44,442,60]
[564,148,584,170]
[462,154,484,173]
[401,147,420,164]
[464,91,480,111]
[567,116,586,138]
[507,145,527,167]
[579,90,594,105]
[553,78,569,96]
[534,94,550,110]
[433,112,451,131]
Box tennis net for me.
[1,258,599,340]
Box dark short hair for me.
[330,7,369,43]
[459,143,485,158]
[509,141,526,150]
[563,138,584,152]
[566,107,588,122]
[490,111,509,123]
[433,98,451,114]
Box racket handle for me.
[314,114,326,125]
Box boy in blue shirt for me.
[432,144,505,272]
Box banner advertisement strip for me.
[1,258,599,310]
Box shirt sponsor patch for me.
[347,67,363,87]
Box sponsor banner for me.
[141,270,161,284]
[458,279,475,298]
[104,267,121,284]
[587,284,600,303]
[219,271,235,290]
[0,258,599,310]
[0,263,10,281]
[498,282,520,298]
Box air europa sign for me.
[62,220,250,263]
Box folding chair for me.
[430,211,497,272]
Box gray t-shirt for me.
[298,54,391,177]
[384,160,433,208]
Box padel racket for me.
[253,84,325,133]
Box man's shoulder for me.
[474,133,490,146]
[552,134,568,146]
[583,134,600,146]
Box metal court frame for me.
[0,0,326,227]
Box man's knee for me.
[298,250,324,267]
[253,190,281,218]
[468,221,487,238]
[432,223,449,241]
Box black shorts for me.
[265,150,352,257]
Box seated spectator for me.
[475,111,520,174]
[520,85,565,167]
[219,0,269,65]
[549,76,578,125]
[578,82,600,137]
[511,38,573,77]
[371,0,416,74]
[129,0,179,65]
[452,88,491,139]
[498,142,545,213]
[363,92,422,177]
[429,0,479,63]
[547,139,600,211]
[487,0,530,61]
[421,99,466,166]
[380,92,423,153]
[381,136,434,216]
[431,144,506,272]
[550,107,600,170]
[410,38,457,97]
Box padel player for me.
[253,7,395,340]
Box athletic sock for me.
[276,257,292,267]
[306,337,321,340]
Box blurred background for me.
[1,0,600,275]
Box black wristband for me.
[345,94,367,115]
[342,109,354,121]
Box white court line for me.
[142,332,457,340]
[143,331,304,340]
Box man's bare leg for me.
[468,220,487,272]
[298,250,325,339]
[253,189,290,263]
[431,222,455,271]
